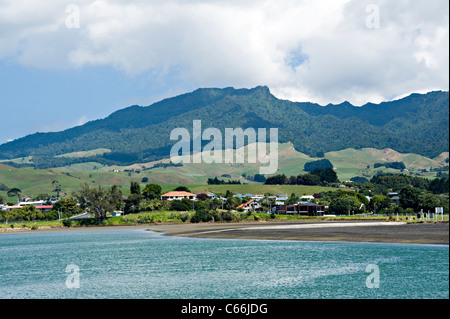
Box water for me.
[0,229,448,299]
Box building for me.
[35,205,53,213]
[274,203,326,216]
[387,192,400,205]
[3,205,53,212]
[161,191,197,201]
[236,199,260,212]
[299,195,315,202]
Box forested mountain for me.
[0,86,448,168]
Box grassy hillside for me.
[1,143,447,203]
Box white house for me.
[161,191,197,201]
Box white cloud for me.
[0,0,448,105]
[76,115,88,126]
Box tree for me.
[297,173,321,186]
[124,193,143,214]
[174,186,191,192]
[253,174,266,183]
[73,183,115,221]
[7,188,21,203]
[264,174,287,185]
[418,193,442,212]
[52,180,61,198]
[399,187,422,211]
[304,159,333,172]
[351,176,369,184]
[109,185,124,211]
[286,193,298,205]
[369,195,391,213]
[429,178,449,194]
[329,196,359,215]
[142,184,162,200]
[130,181,141,195]
[53,197,81,215]
[311,168,339,184]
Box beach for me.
[149,220,449,245]
[1,220,448,245]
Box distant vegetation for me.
[373,162,406,170]
[265,168,339,186]
[304,159,334,172]
[207,177,241,185]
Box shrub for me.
[219,211,234,222]
[104,216,125,225]
[137,215,154,224]
[170,200,190,211]
[62,219,73,227]
[179,212,190,222]
[191,210,213,223]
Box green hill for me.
[1,144,447,202]
[0,87,448,169]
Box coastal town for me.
[1,174,448,228]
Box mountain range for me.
[0,86,448,169]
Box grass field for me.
[0,144,448,202]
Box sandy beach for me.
[1,220,448,245]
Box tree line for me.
[264,168,339,186]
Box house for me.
[22,196,33,202]
[19,200,45,207]
[236,199,260,212]
[387,192,400,205]
[275,194,288,201]
[299,195,315,202]
[4,205,53,212]
[35,205,53,213]
[274,203,326,216]
[161,191,197,201]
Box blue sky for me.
[0,61,196,142]
[0,0,448,145]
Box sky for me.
[0,0,448,144]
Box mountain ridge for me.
[0,86,448,168]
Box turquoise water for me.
[0,229,448,299]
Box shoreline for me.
[2,220,448,245]
[148,220,449,245]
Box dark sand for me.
[147,221,449,245]
[1,220,448,245]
